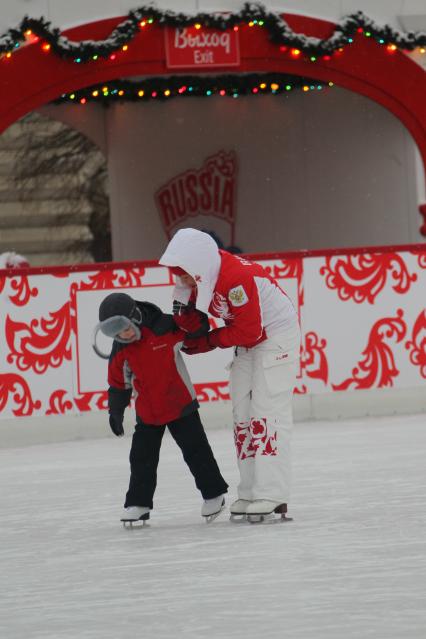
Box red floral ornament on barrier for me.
[6,302,72,373]
[9,275,39,306]
[0,274,39,306]
[46,389,75,415]
[73,267,147,293]
[266,259,302,281]
[0,373,41,416]
[409,248,426,270]
[405,310,426,379]
[301,331,329,384]
[69,267,149,333]
[320,253,417,304]
[74,391,108,412]
[293,384,307,394]
[332,309,407,390]
[264,258,304,307]
[194,381,230,402]
[46,388,108,414]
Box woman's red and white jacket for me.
[159,229,298,350]
[207,250,297,348]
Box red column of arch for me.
[1,13,425,233]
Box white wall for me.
[86,85,420,259]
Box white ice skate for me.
[229,499,252,523]
[245,500,292,524]
[201,495,225,523]
[121,506,150,527]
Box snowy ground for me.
[1,413,426,639]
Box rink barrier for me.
[0,243,425,443]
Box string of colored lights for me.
[0,3,425,63]
[55,74,334,104]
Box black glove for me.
[109,412,124,437]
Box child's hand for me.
[173,311,203,334]
[109,412,124,437]
[173,302,210,338]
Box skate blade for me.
[204,506,225,524]
[229,513,248,523]
[122,520,150,529]
[247,514,293,525]
[121,514,150,528]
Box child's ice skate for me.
[245,500,293,524]
[229,499,252,523]
[121,506,150,528]
[201,495,225,523]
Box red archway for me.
[1,12,426,233]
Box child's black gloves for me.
[109,412,124,437]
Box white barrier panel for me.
[0,246,425,420]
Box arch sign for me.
[165,26,240,67]
[0,5,425,233]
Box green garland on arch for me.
[1,3,425,63]
[54,73,333,104]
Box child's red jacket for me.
[107,302,198,425]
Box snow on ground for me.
[1,413,425,639]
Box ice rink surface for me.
[1,412,426,639]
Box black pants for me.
[124,410,228,509]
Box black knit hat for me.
[97,293,143,342]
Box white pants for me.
[229,324,300,503]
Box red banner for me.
[165,27,240,68]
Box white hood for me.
[159,228,221,313]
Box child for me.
[95,292,228,524]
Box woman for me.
[159,228,300,521]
